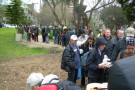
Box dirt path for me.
[0,36,87,90]
[0,54,67,90]
[19,36,64,52]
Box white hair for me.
[26,73,44,88]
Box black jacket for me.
[61,43,76,72]
[33,27,39,34]
[111,37,119,48]
[103,36,112,59]
[62,31,71,47]
[41,28,47,36]
[111,37,127,62]
[80,44,94,55]
[86,37,107,80]
[53,29,57,36]
[86,48,105,79]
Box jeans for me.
[25,32,27,40]
[45,35,49,43]
[54,35,57,44]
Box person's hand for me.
[78,45,81,47]
[53,36,54,39]
[99,65,105,69]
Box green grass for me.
[0,28,49,61]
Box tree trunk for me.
[73,0,76,26]
[45,0,62,26]
[77,0,84,28]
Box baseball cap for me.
[70,35,78,40]
[126,27,135,37]
[63,26,68,30]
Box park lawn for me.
[0,28,49,61]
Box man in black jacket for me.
[103,28,112,59]
[86,37,107,83]
[61,35,81,83]
[110,30,124,50]
[61,26,71,47]
[111,27,135,62]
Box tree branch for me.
[85,0,115,13]
[94,0,115,10]
[51,0,56,10]
[45,0,62,25]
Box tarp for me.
[108,55,135,90]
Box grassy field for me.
[0,28,49,61]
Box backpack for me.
[81,52,90,67]
[37,80,82,90]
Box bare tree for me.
[82,0,115,28]
[44,0,62,25]
[37,3,55,25]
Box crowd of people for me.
[61,26,135,87]
[21,24,135,89]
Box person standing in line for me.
[110,30,124,51]
[77,26,83,37]
[33,24,39,42]
[103,28,112,59]
[61,35,81,83]
[117,38,135,60]
[31,25,34,40]
[86,37,107,83]
[45,25,50,43]
[61,26,71,47]
[27,25,31,41]
[111,27,135,62]
[24,24,28,40]
[57,26,61,45]
[18,24,24,38]
[88,26,94,37]
[53,26,58,44]
[80,36,95,86]
[78,29,89,43]
[84,26,88,35]
[71,26,76,35]
[41,25,46,42]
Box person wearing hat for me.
[61,26,71,47]
[78,29,89,43]
[117,38,135,60]
[86,37,107,83]
[61,35,81,83]
[111,27,135,62]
